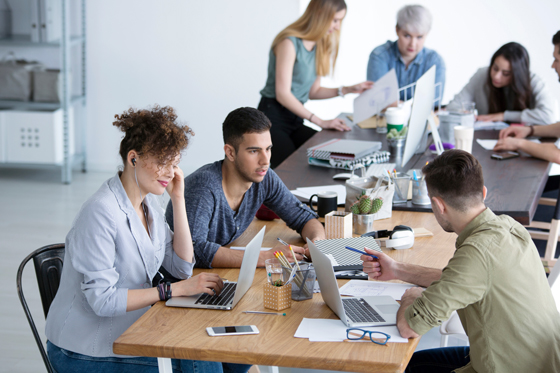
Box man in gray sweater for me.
[494,30,560,161]
[166,107,325,268]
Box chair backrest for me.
[548,260,560,312]
[17,244,65,373]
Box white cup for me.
[454,126,474,153]
[385,107,406,126]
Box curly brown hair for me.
[113,105,194,167]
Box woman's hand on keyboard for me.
[174,273,224,297]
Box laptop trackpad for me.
[377,304,400,314]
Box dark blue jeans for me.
[47,341,251,373]
[405,347,470,373]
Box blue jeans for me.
[405,347,470,373]
[47,341,251,373]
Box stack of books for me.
[307,139,389,170]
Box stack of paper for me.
[294,318,408,343]
[474,121,509,131]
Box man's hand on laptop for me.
[174,273,224,297]
[361,248,399,281]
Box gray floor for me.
[0,169,467,373]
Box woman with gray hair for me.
[367,5,445,106]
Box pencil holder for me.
[263,282,292,311]
[282,263,315,301]
[325,211,352,239]
[412,175,430,205]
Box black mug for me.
[309,191,338,217]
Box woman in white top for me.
[45,106,250,373]
[447,42,557,125]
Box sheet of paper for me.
[294,318,408,343]
[290,184,346,205]
[366,163,396,177]
[230,246,271,251]
[353,69,399,123]
[338,280,416,300]
[476,138,541,151]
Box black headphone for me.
[361,225,414,250]
[132,158,136,166]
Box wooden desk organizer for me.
[263,283,292,311]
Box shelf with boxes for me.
[0,0,86,183]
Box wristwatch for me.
[338,86,344,97]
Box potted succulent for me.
[386,126,408,163]
[350,193,383,235]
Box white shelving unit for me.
[0,0,86,184]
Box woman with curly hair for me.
[45,106,251,373]
[258,0,373,168]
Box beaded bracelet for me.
[157,281,173,301]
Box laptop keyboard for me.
[342,298,386,323]
[195,282,237,306]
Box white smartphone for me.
[206,325,259,337]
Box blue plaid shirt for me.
[367,40,445,107]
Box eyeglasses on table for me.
[346,328,391,345]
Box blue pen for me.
[412,170,418,181]
[345,246,378,259]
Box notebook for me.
[314,236,382,280]
[308,238,399,327]
[307,139,382,160]
[308,151,390,170]
[165,226,265,310]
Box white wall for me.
[7,1,558,174]
[304,0,560,123]
[85,0,299,175]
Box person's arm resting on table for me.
[494,121,560,163]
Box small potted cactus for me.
[350,193,384,235]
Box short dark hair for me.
[422,150,484,211]
[553,31,560,47]
[222,107,272,151]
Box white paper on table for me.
[474,121,509,131]
[353,69,399,123]
[294,318,408,343]
[290,184,347,205]
[476,138,541,151]
[338,280,416,300]
[325,254,339,266]
[230,246,272,251]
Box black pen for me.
[277,238,309,260]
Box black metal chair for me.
[17,244,65,373]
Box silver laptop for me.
[307,238,399,327]
[166,226,265,310]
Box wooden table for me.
[114,211,457,373]
[275,115,551,225]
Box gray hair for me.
[396,5,432,35]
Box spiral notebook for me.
[308,151,390,170]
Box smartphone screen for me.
[212,326,253,334]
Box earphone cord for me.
[134,166,152,238]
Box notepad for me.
[314,237,381,267]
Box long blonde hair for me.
[272,0,347,77]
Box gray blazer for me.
[46,174,194,357]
